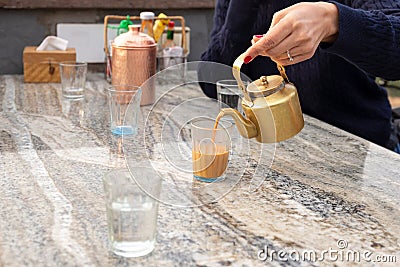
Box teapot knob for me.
[261,76,268,86]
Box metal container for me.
[111,25,157,106]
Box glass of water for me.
[216,80,244,114]
[103,168,162,257]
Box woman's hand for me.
[243,2,339,66]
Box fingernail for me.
[254,35,263,38]
[244,56,252,64]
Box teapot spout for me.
[219,108,258,139]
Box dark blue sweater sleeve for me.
[199,0,263,98]
[325,0,400,80]
[201,0,259,65]
[208,0,230,43]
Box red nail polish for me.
[254,35,263,38]
[244,56,252,64]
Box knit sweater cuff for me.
[321,1,400,79]
[321,2,366,56]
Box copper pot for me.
[111,25,157,106]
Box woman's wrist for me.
[320,2,339,43]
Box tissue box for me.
[23,46,76,83]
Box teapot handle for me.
[233,53,252,102]
[277,64,290,83]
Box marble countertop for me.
[0,71,399,266]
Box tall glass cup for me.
[103,168,162,257]
[191,118,233,182]
[216,80,244,114]
[59,61,87,99]
[107,85,141,136]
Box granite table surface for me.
[0,71,399,267]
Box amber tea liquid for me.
[192,145,229,180]
[192,113,229,181]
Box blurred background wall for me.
[0,0,216,74]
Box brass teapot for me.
[217,55,304,143]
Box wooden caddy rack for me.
[103,15,188,58]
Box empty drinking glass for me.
[59,61,87,99]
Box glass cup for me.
[103,168,162,258]
[216,80,244,114]
[107,85,142,136]
[59,61,87,99]
[191,118,233,182]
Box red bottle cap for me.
[168,21,175,28]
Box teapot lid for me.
[247,75,285,98]
[113,25,156,48]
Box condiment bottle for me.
[153,13,169,43]
[117,16,133,35]
[140,11,155,38]
[162,21,176,49]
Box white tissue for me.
[36,36,68,51]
